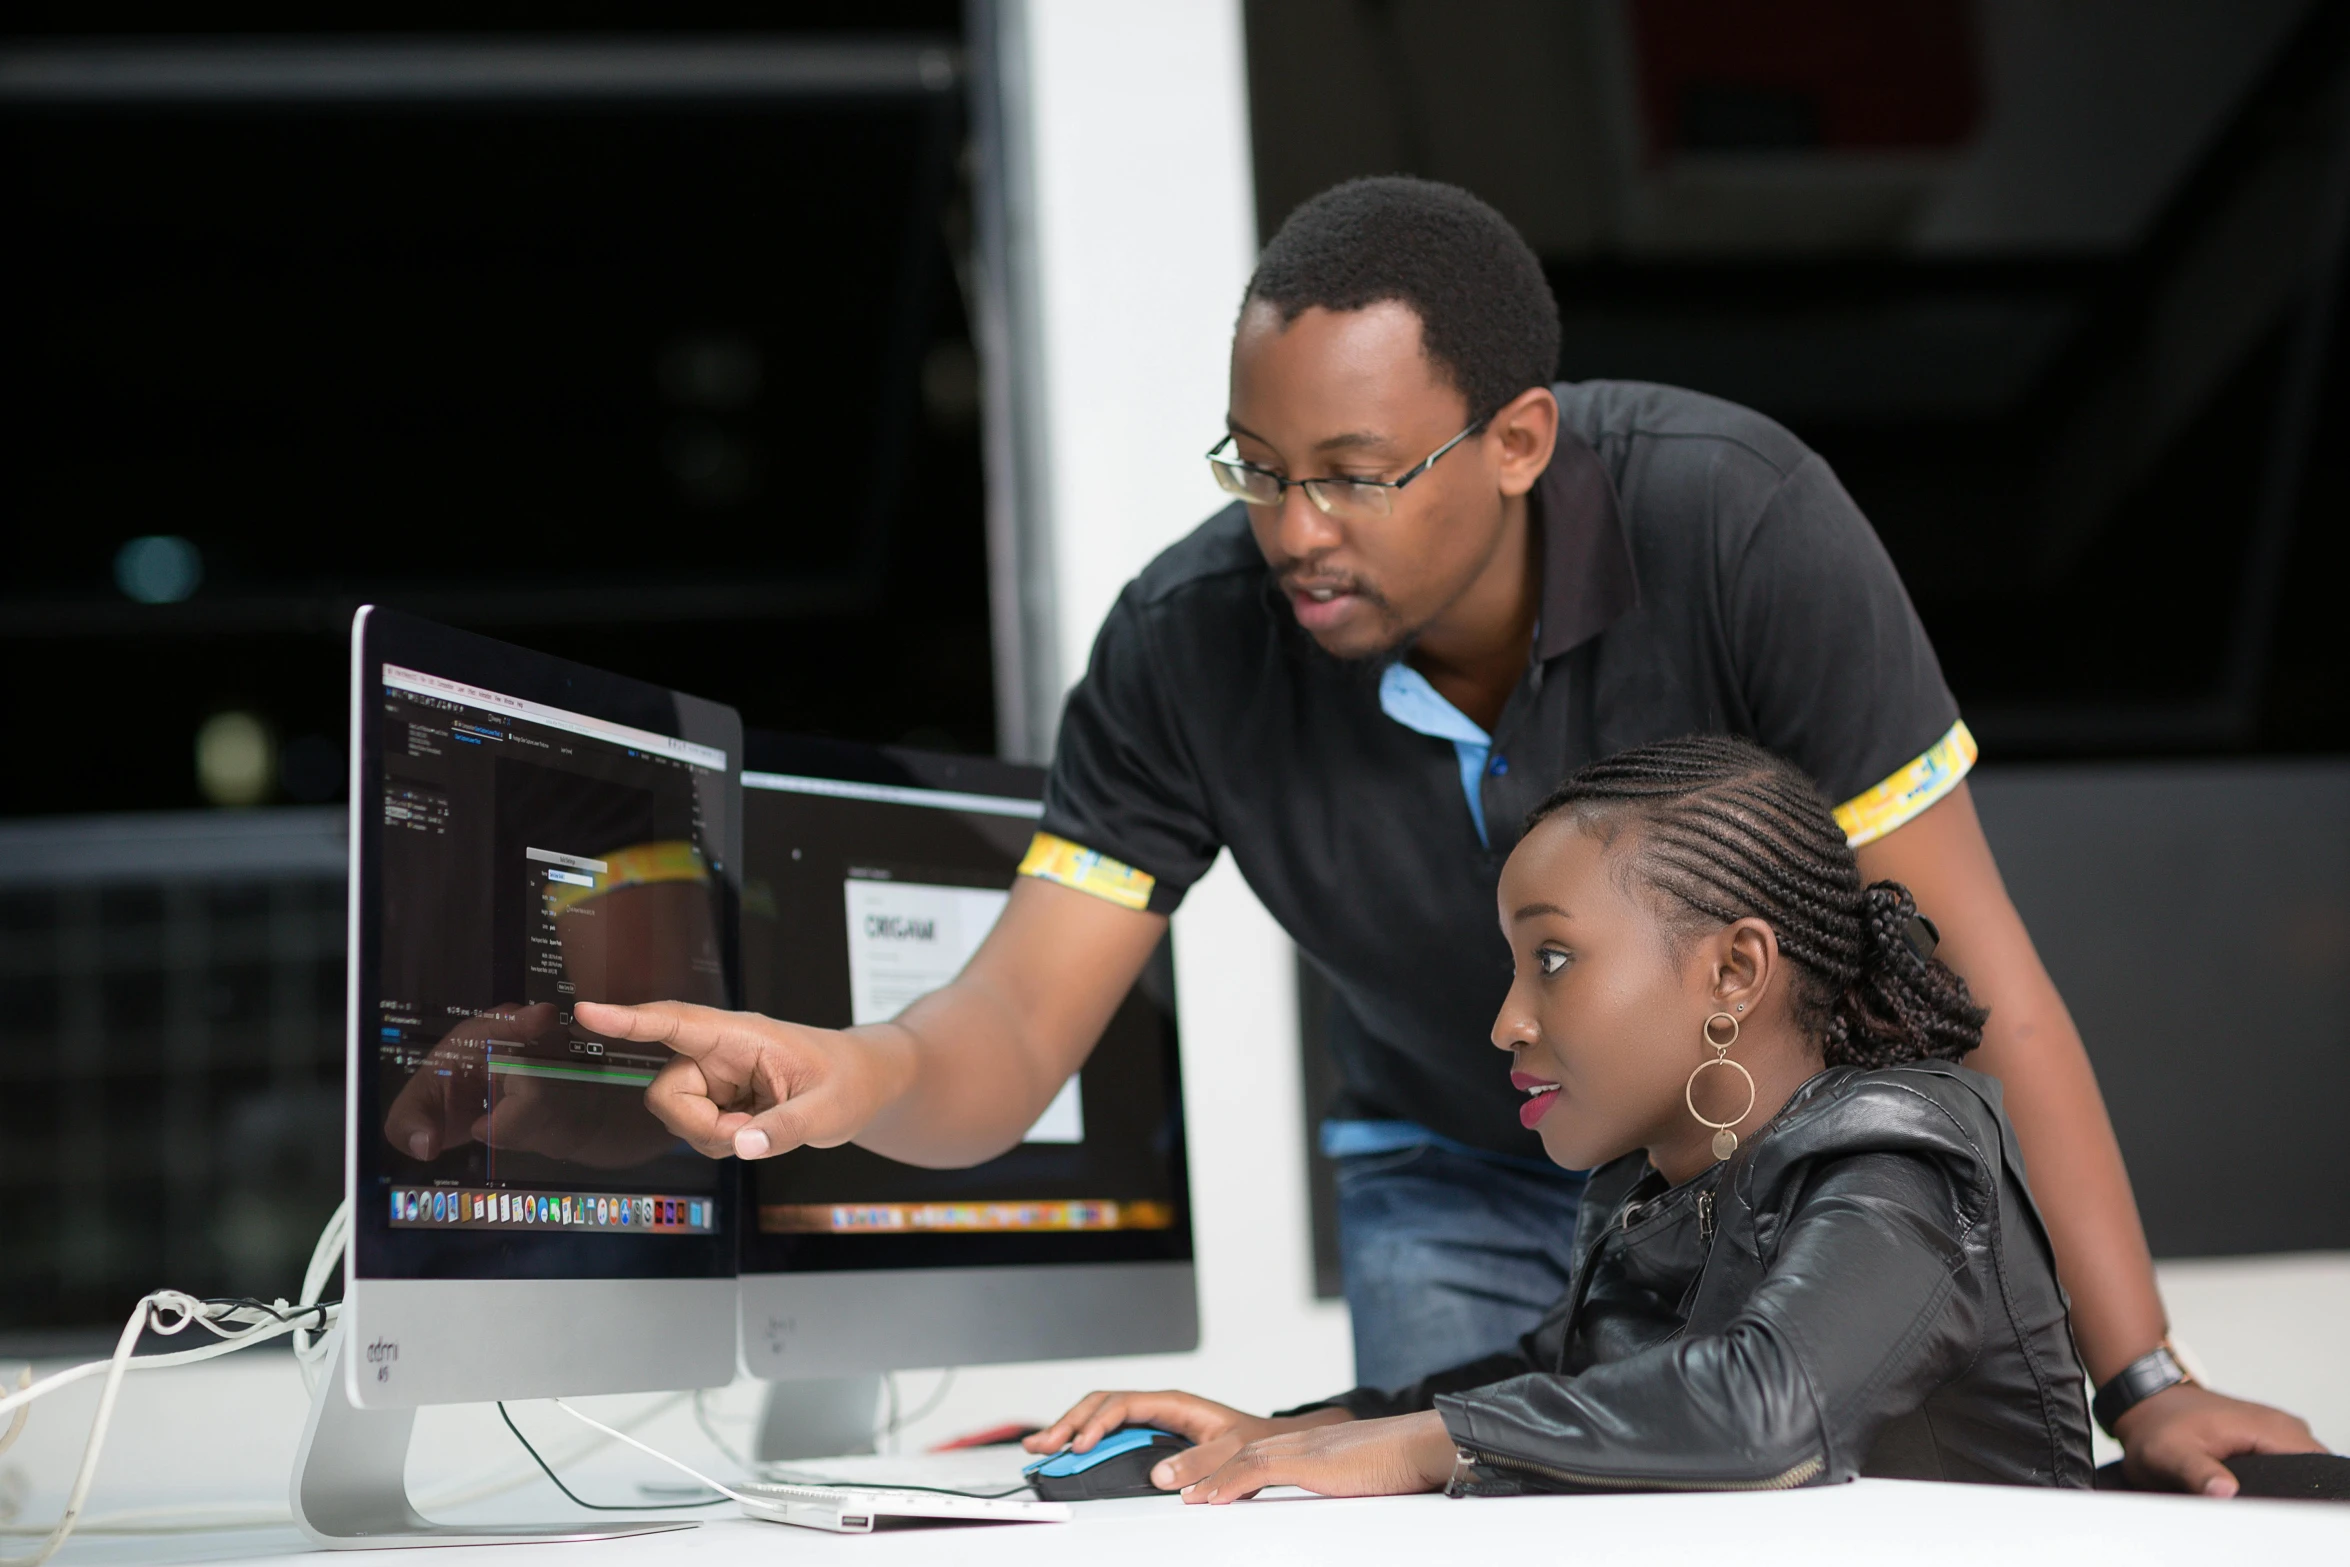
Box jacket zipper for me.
[1463,1448,1823,1494]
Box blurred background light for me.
[920,339,981,427]
[663,422,758,506]
[195,710,275,806]
[112,534,204,603]
[657,332,764,409]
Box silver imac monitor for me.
[297,606,741,1546]
[736,733,1198,1382]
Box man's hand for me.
[573,1001,912,1160]
[573,879,1162,1168]
[2115,1383,2328,1497]
[1023,1390,1353,1492]
[1180,1411,1456,1504]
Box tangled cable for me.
[0,1199,348,1566]
[0,1289,339,1567]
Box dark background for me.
[4,2,2346,1336]
[1249,0,2350,759]
[11,4,2341,807]
[2,3,991,824]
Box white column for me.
[1020,0,1261,685]
[934,0,1354,1435]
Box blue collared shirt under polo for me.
[1378,662,1496,848]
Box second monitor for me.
[737,733,1197,1377]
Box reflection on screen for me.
[742,764,1186,1266]
[371,663,725,1234]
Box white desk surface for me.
[47,1475,2350,1567]
[19,1262,2350,1567]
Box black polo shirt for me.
[1024,380,1970,1158]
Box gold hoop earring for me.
[1686,1011,1756,1162]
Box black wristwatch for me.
[2092,1343,2195,1437]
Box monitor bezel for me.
[346,604,743,1287]
[734,728,1195,1279]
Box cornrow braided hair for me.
[1527,734,1987,1069]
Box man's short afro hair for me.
[1242,177,1560,421]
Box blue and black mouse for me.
[1023,1425,1195,1501]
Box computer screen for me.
[737,735,1192,1286]
[351,609,739,1291]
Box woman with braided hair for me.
[1025,735,2096,1498]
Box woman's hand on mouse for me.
[1180,1411,1456,1504]
[1022,1390,1353,1491]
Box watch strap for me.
[2092,1344,2193,1437]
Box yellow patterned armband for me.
[1018,832,1156,912]
[543,839,710,916]
[1834,721,1978,849]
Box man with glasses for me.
[590,177,2318,1494]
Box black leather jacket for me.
[1305,1063,2094,1492]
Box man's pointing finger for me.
[575,1000,731,1054]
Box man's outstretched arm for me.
[1857,781,2323,1493]
[578,875,1166,1168]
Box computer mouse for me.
[1022,1425,1195,1501]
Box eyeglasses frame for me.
[1205,416,1490,516]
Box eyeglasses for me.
[1205,419,1487,519]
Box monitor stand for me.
[755,1375,883,1465]
[290,1325,696,1548]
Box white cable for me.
[0,1292,321,1567]
[889,1368,957,1443]
[412,1392,692,1513]
[0,1204,715,1545]
[692,1387,756,1474]
[0,1387,691,1539]
[0,1297,331,1541]
[546,1401,750,1505]
[0,1300,329,1427]
[292,1200,349,1393]
[0,1368,29,1460]
[0,1301,325,1423]
[1,1502,290,1535]
[300,1201,349,1311]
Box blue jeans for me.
[1334,1140,1588,1389]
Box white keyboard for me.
[736,1480,1070,1534]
